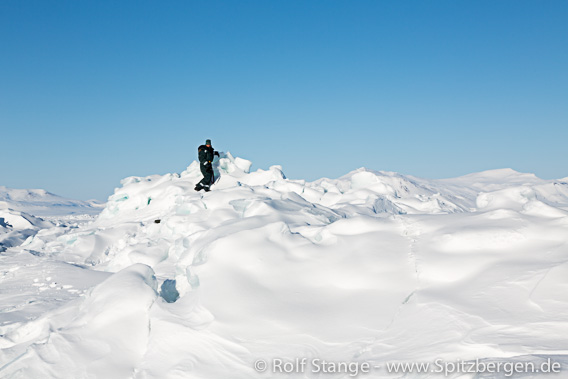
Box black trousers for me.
[197,163,214,188]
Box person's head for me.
[205,139,211,146]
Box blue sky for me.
[1,0,567,200]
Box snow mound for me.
[2,154,568,378]
[0,186,104,253]
[0,264,157,377]
[0,207,51,252]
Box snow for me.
[0,187,105,254]
[0,208,51,253]
[0,186,104,218]
[1,153,567,378]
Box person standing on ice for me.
[195,139,220,192]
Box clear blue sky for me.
[1,0,567,200]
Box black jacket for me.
[198,145,216,165]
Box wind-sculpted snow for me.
[1,153,568,378]
[0,187,104,253]
[0,207,52,253]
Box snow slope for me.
[1,153,567,378]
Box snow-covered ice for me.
[0,187,104,254]
[1,152,567,378]
[0,186,103,218]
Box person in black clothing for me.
[195,139,220,192]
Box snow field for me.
[1,152,567,378]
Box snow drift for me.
[0,207,51,253]
[0,187,104,254]
[1,153,567,378]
